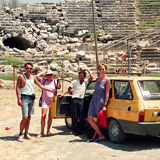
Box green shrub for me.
[85,31,93,38]
[52,59,62,66]
[63,55,74,60]
[85,30,105,42]
[154,20,160,26]
[147,2,160,6]
[137,24,151,29]
[0,74,18,81]
[135,12,142,17]
[70,75,78,80]
[3,56,25,67]
[135,1,142,7]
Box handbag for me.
[39,96,42,107]
[39,79,46,107]
[54,80,58,95]
[30,93,36,100]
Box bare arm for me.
[16,75,23,106]
[34,76,56,93]
[35,70,47,81]
[83,69,94,83]
[57,77,61,89]
[103,79,111,110]
[59,86,72,98]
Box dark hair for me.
[79,70,86,77]
[24,62,33,68]
[98,64,107,70]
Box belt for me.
[21,94,32,97]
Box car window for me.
[114,81,133,100]
[86,81,96,95]
[138,80,160,100]
[58,79,71,94]
[86,80,112,98]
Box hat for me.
[45,70,54,75]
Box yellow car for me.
[51,76,160,143]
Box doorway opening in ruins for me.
[3,36,35,50]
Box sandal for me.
[95,137,105,142]
[18,135,24,142]
[47,132,53,136]
[87,139,94,143]
[24,134,32,140]
[36,133,45,138]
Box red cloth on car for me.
[98,109,108,128]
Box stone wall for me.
[0,0,160,76]
[138,0,160,34]
[0,0,160,38]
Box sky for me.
[19,0,60,4]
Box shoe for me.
[72,130,79,136]
[74,132,79,136]
[47,132,53,136]
[95,138,105,142]
[24,134,32,140]
[36,133,44,138]
[18,135,24,142]
[87,139,94,143]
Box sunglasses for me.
[79,75,84,77]
[99,68,105,71]
[46,74,53,76]
[26,67,32,70]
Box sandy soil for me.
[0,81,160,160]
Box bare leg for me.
[87,115,105,140]
[47,107,52,133]
[91,117,102,140]
[24,116,31,133]
[41,108,48,135]
[92,131,98,140]
[20,116,28,133]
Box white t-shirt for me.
[69,79,89,99]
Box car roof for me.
[108,76,160,81]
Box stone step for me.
[142,57,160,60]
[0,61,6,65]
[141,48,160,51]
[101,14,135,17]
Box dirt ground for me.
[1,80,160,160]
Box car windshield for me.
[138,80,160,100]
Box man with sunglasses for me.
[16,62,56,142]
[60,69,94,135]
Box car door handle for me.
[128,106,131,111]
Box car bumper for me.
[119,120,160,136]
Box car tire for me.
[108,119,126,143]
[65,118,73,129]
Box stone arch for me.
[3,36,35,50]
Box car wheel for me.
[108,119,126,143]
[65,118,73,129]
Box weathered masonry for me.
[0,0,159,39]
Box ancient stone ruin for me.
[0,0,160,77]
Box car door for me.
[108,80,139,121]
[51,79,95,119]
[51,79,72,118]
